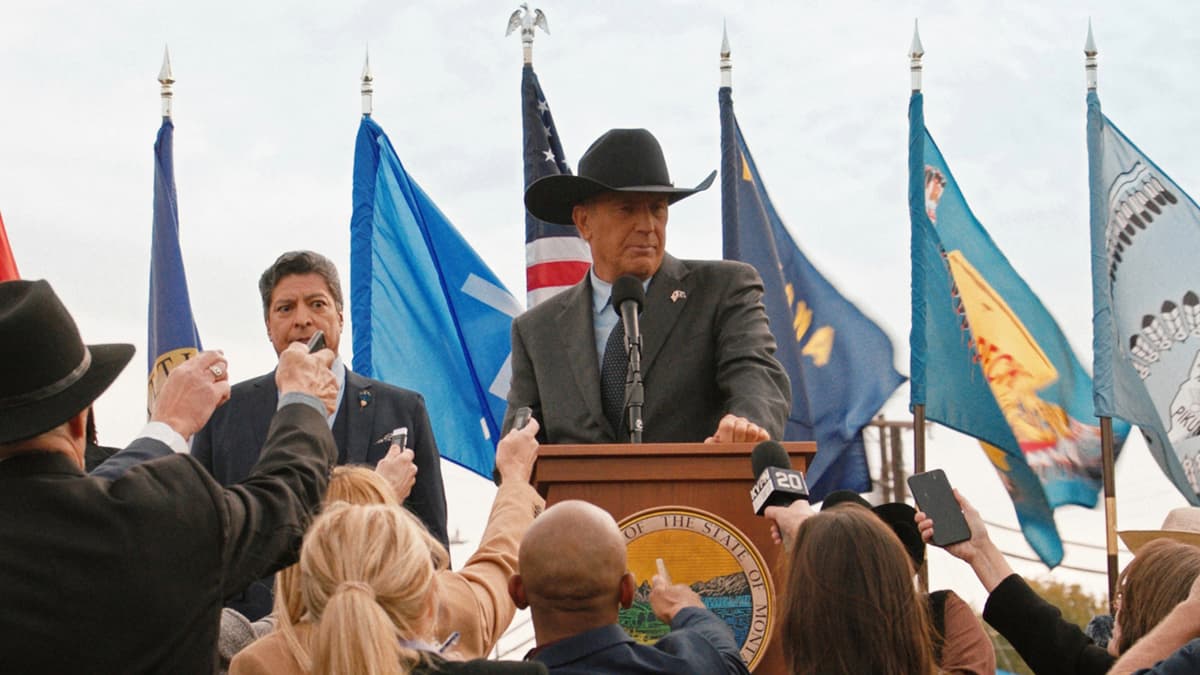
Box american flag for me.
[522,64,589,307]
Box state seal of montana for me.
[617,507,774,669]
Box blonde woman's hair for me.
[272,467,447,672]
[300,501,444,675]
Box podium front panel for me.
[533,441,814,674]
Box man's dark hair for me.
[258,250,344,318]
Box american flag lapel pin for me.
[670,289,687,303]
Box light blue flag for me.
[1088,91,1200,505]
[910,93,1128,566]
[350,116,520,478]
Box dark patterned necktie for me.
[600,319,627,435]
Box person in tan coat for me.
[230,501,544,675]
[231,420,544,672]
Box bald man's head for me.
[517,500,630,613]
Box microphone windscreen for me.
[611,275,645,311]
[750,440,791,478]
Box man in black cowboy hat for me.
[0,279,339,674]
[504,128,790,444]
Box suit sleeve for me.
[714,263,792,440]
[661,607,750,675]
[502,318,545,442]
[405,394,449,550]
[89,436,173,480]
[211,402,338,599]
[983,574,1115,675]
[191,412,216,474]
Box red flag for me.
[0,212,18,281]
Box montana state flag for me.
[720,86,902,499]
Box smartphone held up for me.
[907,469,971,547]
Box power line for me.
[984,519,1131,554]
[997,548,1108,576]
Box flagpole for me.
[1086,19,1120,615]
[158,46,173,119]
[910,21,927,479]
[361,48,373,117]
[720,21,731,88]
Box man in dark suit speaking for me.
[193,250,447,619]
[504,128,790,444]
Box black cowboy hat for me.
[821,489,926,570]
[524,128,716,225]
[0,280,134,444]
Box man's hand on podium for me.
[704,414,770,444]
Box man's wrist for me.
[138,421,189,454]
[496,467,533,486]
[1172,596,1200,635]
[278,391,325,415]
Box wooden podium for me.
[534,441,814,675]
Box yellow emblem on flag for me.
[147,346,198,415]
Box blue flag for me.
[350,116,519,478]
[148,117,202,415]
[1088,91,1200,505]
[522,64,589,306]
[720,87,903,499]
[909,92,1129,566]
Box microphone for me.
[611,275,644,345]
[611,276,646,443]
[750,440,809,516]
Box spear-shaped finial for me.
[720,21,732,89]
[1085,19,1098,91]
[910,19,924,93]
[361,47,374,116]
[506,4,550,65]
[158,45,174,119]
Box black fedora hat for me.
[524,128,716,225]
[0,280,134,444]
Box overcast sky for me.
[2,0,1197,613]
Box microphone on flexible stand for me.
[749,440,809,515]
[611,275,646,443]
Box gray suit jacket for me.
[503,255,790,443]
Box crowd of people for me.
[3,126,1198,674]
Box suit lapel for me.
[344,370,377,464]
[555,277,609,432]
[251,374,279,455]
[640,255,691,375]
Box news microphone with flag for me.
[750,440,809,515]
[611,275,644,346]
